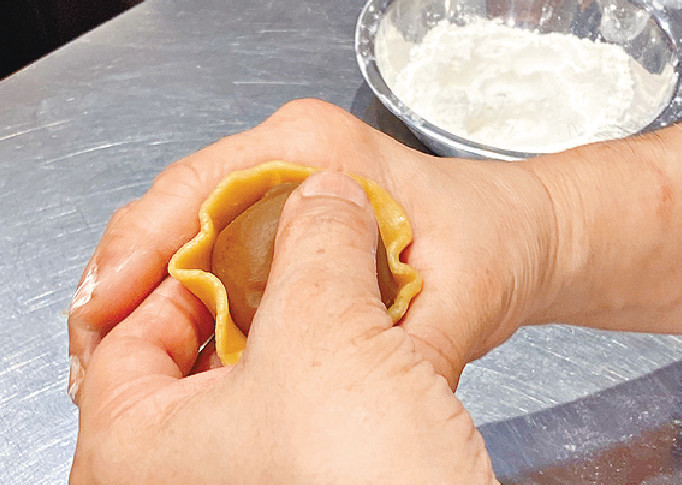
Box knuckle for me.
[108,200,138,227]
[280,204,375,246]
[264,99,357,148]
[272,98,342,123]
[254,100,379,172]
[151,159,208,199]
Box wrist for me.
[503,162,569,332]
[457,162,565,357]
[520,126,682,332]
[517,153,589,326]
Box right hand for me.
[70,172,498,484]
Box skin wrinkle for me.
[89,417,160,483]
[85,285,211,412]
[409,332,463,378]
[138,202,194,245]
[102,211,174,279]
[142,303,201,374]
[521,198,558,313]
[341,328,417,390]
[436,409,486,482]
[462,266,504,349]
[481,267,518,352]
[284,295,383,352]
[657,181,674,224]
[643,129,668,156]
[522,158,589,322]
[82,252,166,343]
[442,402,469,430]
[390,354,436,393]
[280,214,375,251]
[492,180,552,321]
[561,158,590,280]
[458,412,478,450]
[274,267,367,305]
[148,380,216,433]
[351,322,392,347]
[103,224,168,273]
[88,369,177,423]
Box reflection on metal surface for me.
[508,424,680,484]
[482,362,681,483]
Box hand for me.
[70,173,496,484]
[68,99,558,398]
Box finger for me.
[67,100,404,378]
[66,134,254,385]
[246,172,392,357]
[73,278,214,406]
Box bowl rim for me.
[355,0,682,159]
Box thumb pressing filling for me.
[169,162,421,365]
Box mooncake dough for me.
[168,161,422,365]
[211,182,400,335]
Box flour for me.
[378,18,674,154]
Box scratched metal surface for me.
[0,0,680,483]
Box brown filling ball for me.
[211,182,399,335]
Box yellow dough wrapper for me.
[168,161,422,365]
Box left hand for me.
[70,173,496,484]
[68,100,558,396]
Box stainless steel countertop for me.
[1,1,680,483]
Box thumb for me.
[246,171,393,356]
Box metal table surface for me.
[0,0,680,483]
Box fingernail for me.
[301,172,369,208]
[70,262,98,313]
[68,355,85,405]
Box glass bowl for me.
[355,0,681,160]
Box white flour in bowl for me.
[377,18,674,154]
